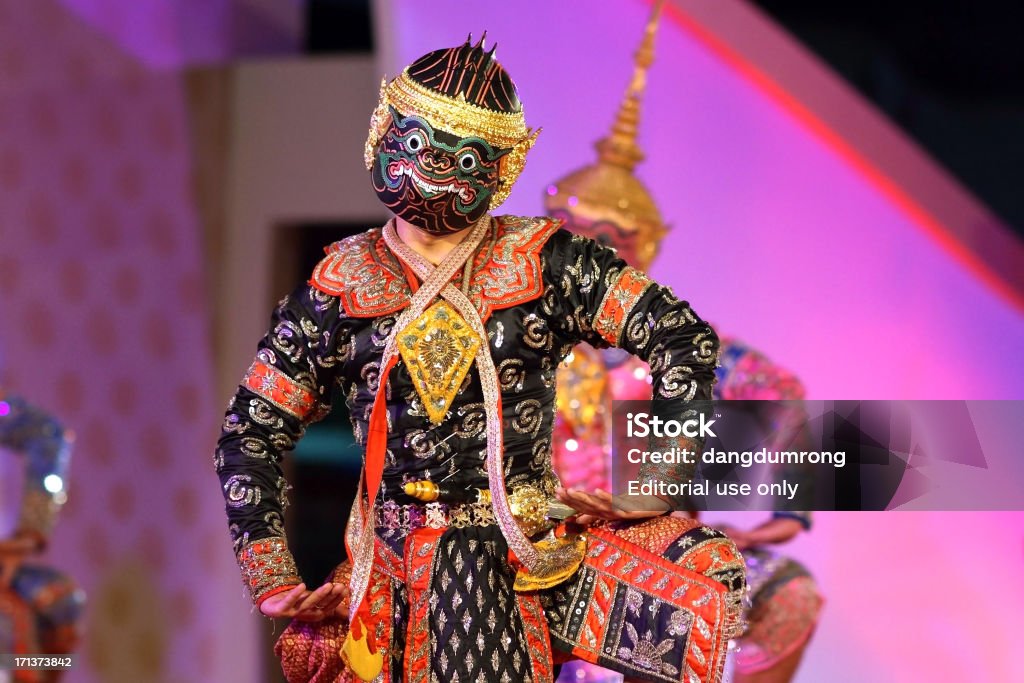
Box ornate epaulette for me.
[309,228,410,317]
[309,216,563,320]
[465,215,562,320]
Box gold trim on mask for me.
[364,70,539,208]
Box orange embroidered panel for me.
[310,228,411,317]
[611,515,702,555]
[554,526,735,683]
[308,216,563,321]
[464,215,563,321]
[243,359,318,420]
[593,266,654,346]
[236,536,301,604]
[403,528,444,683]
[518,592,555,682]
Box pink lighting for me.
[0,0,1018,681]
[379,1,1024,680]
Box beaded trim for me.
[242,359,318,420]
[375,499,496,530]
[237,536,301,605]
[383,220,541,570]
[346,216,491,627]
[385,71,530,148]
[593,266,654,345]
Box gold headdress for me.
[544,0,668,270]
[364,35,540,208]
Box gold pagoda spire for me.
[544,0,669,271]
[595,0,664,170]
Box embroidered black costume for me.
[216,35,744,683]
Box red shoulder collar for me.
[465,215,562,319]
[309,227,410,317]
[309,216,563,319]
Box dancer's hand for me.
[0,535,37,587]
[259,581,349,621]
[556,487,669,526]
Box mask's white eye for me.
[406,132,425,152]
[458,151,477,171]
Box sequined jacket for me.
[216,215,720,604]
[0,392,72,548]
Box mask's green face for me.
[371,107,508,234]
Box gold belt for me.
[380,481,586,594]
[378,482,573,536]
[374,498,495,530]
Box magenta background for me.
[380,0,1024,402]
[381,1,1024,681]
[0,0,1020,681]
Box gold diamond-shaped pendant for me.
[397,301,482,425]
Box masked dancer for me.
[216,32,746,683]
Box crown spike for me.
[474,32,492,70]
[456,34,474,65]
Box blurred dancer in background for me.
[548,3,823,682]
[0,386,85,683]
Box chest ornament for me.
[396,300,481,425]
[309,215,563,321]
